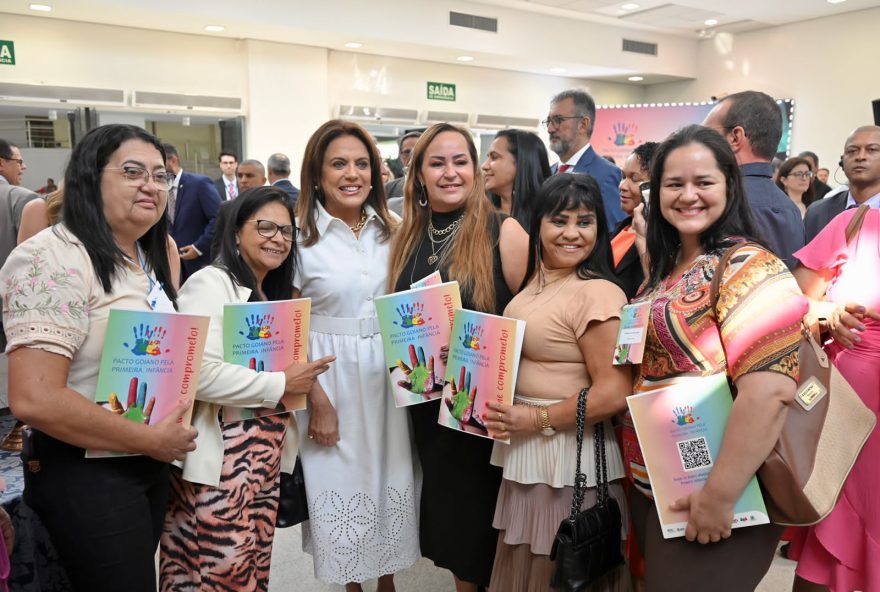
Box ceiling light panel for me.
[618,3,726,29]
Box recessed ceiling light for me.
[628,76,644,82]
[550,67,566,74]
[456,55,474,62]
[704,18,718,26]
[204,25,225,32]
[29,3,52,10]
[621,3,640,10]
[344,42,363,49]
[826,0,847,3]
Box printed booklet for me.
[438,309,525,443]
[87,308,210,458]
[375,281,462,407]
[221,298,311,421]
[626,373,770,539]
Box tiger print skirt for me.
[159,413,289,591]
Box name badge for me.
[147,282,176,313]
[613,302,651,365]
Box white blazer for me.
[174,265,299,486]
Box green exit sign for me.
[0,40,14,66]
[427,82,456,102]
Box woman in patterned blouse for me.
[621,125,808,591]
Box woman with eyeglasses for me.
[0,124,198,591]
[159,186,334,591]
[775,157,816,218]
[293,120,418,592]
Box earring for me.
[418,185,428,207]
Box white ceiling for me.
[495,0,880,33]
[2,0,879,83]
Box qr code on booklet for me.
[677,436,712,471]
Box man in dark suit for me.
[164,143,221,282]
[214,151,239,201]
[703,91,804,269]
[267,152,300,205]
[546,89,624,230]
[804,126,880,242]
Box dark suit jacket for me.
[272,179,300,205]
[214,176,238,201]
[610,217,643,300]
[171,171,221,280]
[557,146,625,231]
[804,191,848,244]
[740,162,804,270]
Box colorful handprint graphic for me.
[444,366,478,423]
[460,322,484,350]
[123,323,167,356]
[393,302,430,328]
[106,376,156,424]
[672,406,697,425]
[248,357,266,372]
[396,344,437,394]
[609,122,638,146]
[240,314,275,341]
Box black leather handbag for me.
[549,388,624,591]
[276,456,309,528]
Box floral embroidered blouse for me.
[0,224,158,400]
[621,242,808,497]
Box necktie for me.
[228,182,237,200]
[167,185,176,223]
[558,164,572,174]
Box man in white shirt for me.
[545,89,624,230]
[213,151,239,201]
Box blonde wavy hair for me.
[388,123,498,312]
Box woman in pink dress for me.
[791,205,880,592]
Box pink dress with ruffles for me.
[790,207,880,592]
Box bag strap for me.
[844,204,870,246]
[568,387,610,520]
[708,241,756,310]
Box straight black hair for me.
[487,129,552,230]
[215,186,295,302]
[61,124,177,302]
[520,173,617,291]
[645,124,764,289]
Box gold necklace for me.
[349,209,367,232]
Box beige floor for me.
[265,524,797,591]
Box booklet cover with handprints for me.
[626,373,769,539]
[87,308,210,458]
[375,281,462,407]
[410,270,443,289]
[220,298,311,421]
[438,309,525,443]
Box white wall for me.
[18,148,71,193]
[645,7,880,174]
[328,51,645,124]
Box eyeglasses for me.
[0,156,23,166]
[105,166,172,188]
[541,115,584,129]
[250,219,294,242]
[787,171,814,179]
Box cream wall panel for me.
[645,7,880,175]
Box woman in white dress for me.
[293,119,419,591]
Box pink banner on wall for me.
[591,101,793,165]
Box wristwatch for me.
[538,406,556,437]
